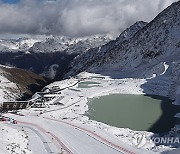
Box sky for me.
[2,0,20,4]
[0,0,178,38]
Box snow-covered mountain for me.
[1,2,180,153]
[29,35,112,54]
[66,1,180,104]
[0,38,41,52]
[66,21,148,76]
[0,65,47,103]
[0,35,112,79]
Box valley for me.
[0,1,180,154]
[1,71,179,153]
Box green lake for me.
[87,94,180,133]
[78,81,100,88]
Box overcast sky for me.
[0,0,178,38]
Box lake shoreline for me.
[36,72,179,153]
[86,94,178,133]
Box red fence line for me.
[44,117,136,154]
[17,121,73,154]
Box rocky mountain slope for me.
[66,1,180,105]
[0,65,47,103]
[0,35,112,79]
[66,21,148,76]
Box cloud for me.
[0,0,178,37]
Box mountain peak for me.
[117,21,148,43]
[66,0,180,76]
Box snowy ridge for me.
[0,34,112,79]
[0,38,41,52]
[116,21,148,44]
[66,1,180,105]
[66,21,148,77]
[0,34,112,54]
[1,2,180,154]
[29,34,112,54]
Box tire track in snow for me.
[17,121,73,154]
[44,117,136,154]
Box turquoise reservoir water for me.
[87,94,179,133]
[78,81,100,88]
